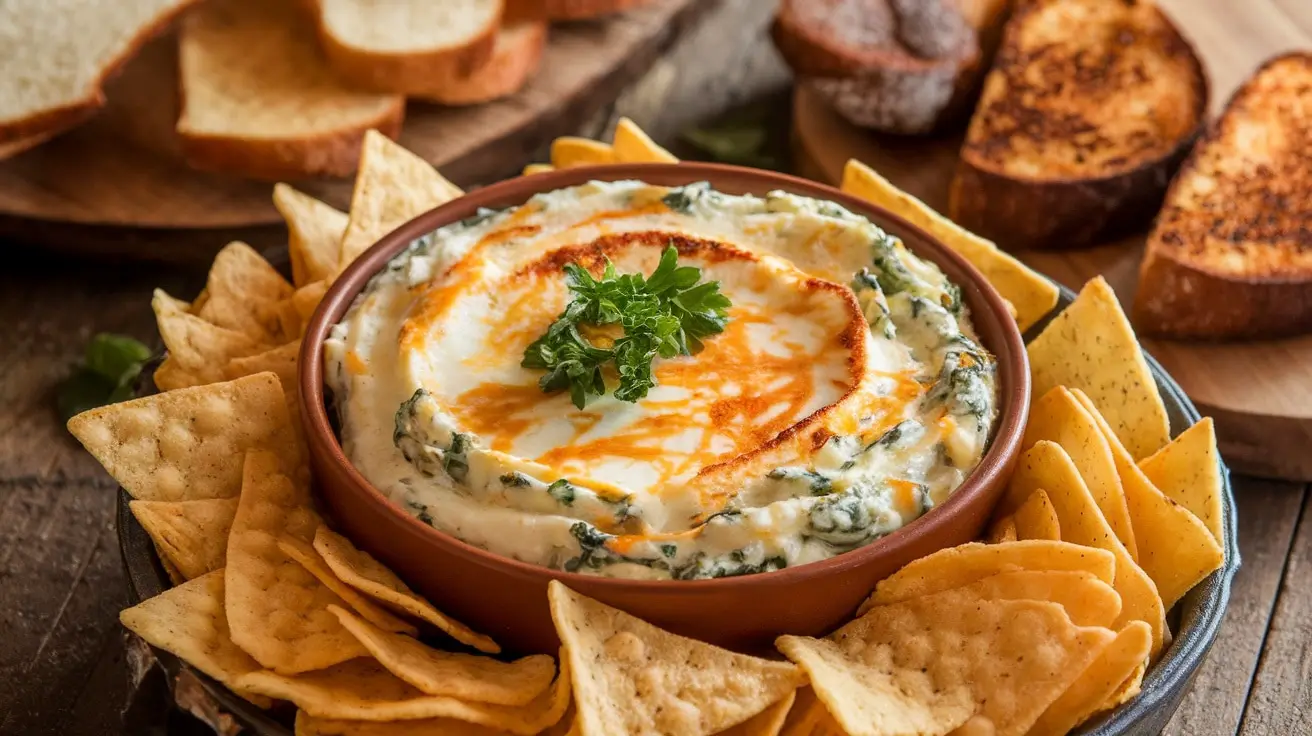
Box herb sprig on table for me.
[57,333,155,422]
[522,244,732,409]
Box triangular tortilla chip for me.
[339,130,463,269]
[987,516,1017,543]
[226,451,365,673]
[777,593,1116,736]
[1069,390,1224,611]
[778,687,847,736]
[550,137,614,168]
[857,540,1116,615]
[612,117,678,163]
[226,339,300,391]
[719,690,796,736]
[313,526,498,654]
[66,372,297,501]
[274,183,347,288]
[840,159,1058,331]
[119,570,272,707]
[1013,489,1061,542]
[153,355,207,392]
[548,581,804,736]
[153,289,265,384]
[280,538,418,637]
[868,569,1120,628]
[1026,277,1170,459]
[197,242,296,343]
[523,163,555,176]
[1009,441,1166,658]
[130,498,238,580]
[1028,621,1152,736]
[293,281,330,332]
[1139,417,1225,543]
[329,605,554,705]
[1020,387,1138,559]
[239,655,572,732]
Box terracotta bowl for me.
[299,163,1030,655]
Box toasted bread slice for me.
[0,0,198,146]
[505,0,650,22]
[177,0,405,180]
[1134,52,1312,339]
[949,0,1207,250]
[310,0,502,95]
[415,22,547,105]
[773,0,1006,134]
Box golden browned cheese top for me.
[962,0,1205,180]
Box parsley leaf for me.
[58,333,155,422]
[522,244,731,408]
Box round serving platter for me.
[118,277,1240,736]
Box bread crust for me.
[179,104,404,181]
[505,0,649,22]
[1133,52,1312,339]
[312,1,501,94]
[0,0,201,145]
[949,0,1208,251]
[415,23,548,105]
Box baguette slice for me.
[416,22,548,106]
[0,0,198,146]
[311,0,502,95]
[504,0,650,22]
[949,0,1207,250]
[1134,52,1312,339]
[177,0,405,180]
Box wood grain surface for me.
[1,2,1310,735]
[0,0,704,243]
[792,0,1312,482]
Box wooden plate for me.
[792,0,1312,481]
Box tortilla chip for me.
[549,581,803,736]
[339,130,464,269]
[1139,417,1225,543]
[294,712,516,735]
[871,569,1120,629]
[778,687,847,736]
[190,288,210,315]
[197,242,296,344]
[66,373,297,501]
[313,527,498,654]
[280,538,418,637]
[719,690,797,736]
[612,117,678,164]
[1069,390,1224,611]
[777,593,1115,736]
[293,281,330,331]
[1009,441,1166,658]
[1020,386,1138,558]
[153,289,265,384]
[523,163,555,176]
[550,137,614,168]
[238,655,572,733]
[1013,489,1061,542]
[1026,277,1170,460]
[226,451,365,673]
[130,498,238,580]
[274,183,347,288]
[120,571,272,707]
[987,516,1017,543]
[329,605,554,705]
[840,159,1057,331]
[153,355,207,392]
[857,540,1116,615]
[226,339,300,392]
[1028,621,1152,736]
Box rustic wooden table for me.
[0,2,1308,734]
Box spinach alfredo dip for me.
[325,181,998,580]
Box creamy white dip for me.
[325,181,997,579]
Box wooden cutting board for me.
[792,0,1312,482]
[0,0,705,259]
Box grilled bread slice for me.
[1134,52,1312,339]
[505,0,650,22]
[772,0,1009,134]
[413,21,547,106]
[0,0,198,149]
[177,0,404,180]
[310,0,502,96]
[949,0,1207,250]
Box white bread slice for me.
[310,0,503,95]
[176,0,405,180]
[0,0,198,145]
[417,22,548,105]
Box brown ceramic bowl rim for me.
[299,162,1030,592]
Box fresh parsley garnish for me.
[521,244,732,408]
[57,333,154,422]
